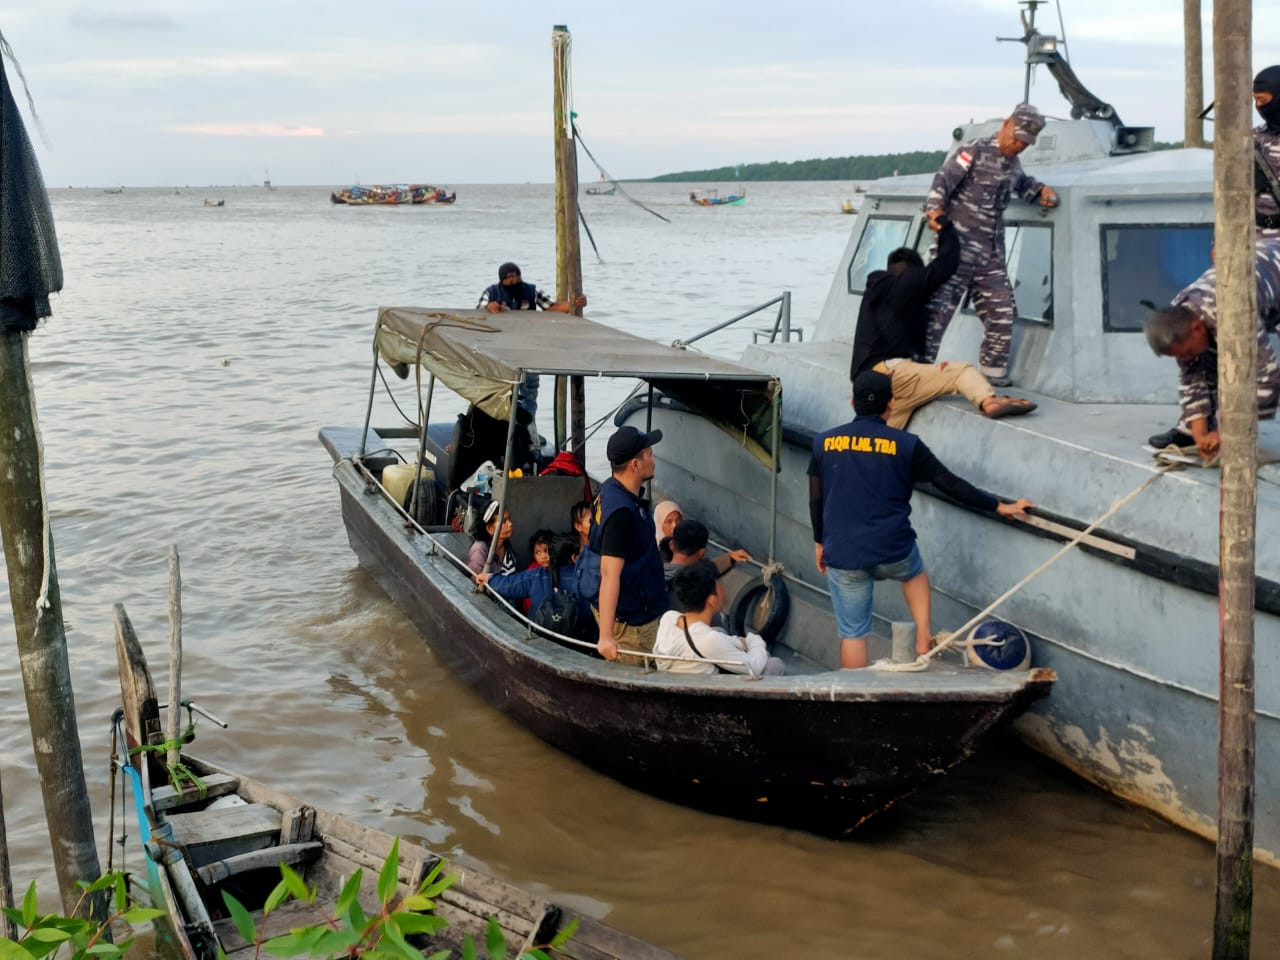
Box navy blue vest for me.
[812,415,919,570]
[588,477,667,624]
[483,281,538,311]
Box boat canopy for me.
[375,307,781,461]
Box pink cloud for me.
[170,123,325,137]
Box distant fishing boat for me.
[585,183,616,196]
[203,198,225,207]
[330,184,456,206]
[104,186,123,194]
[264,168,274,190]
[689,189,744,207]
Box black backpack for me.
[532,566,584,639]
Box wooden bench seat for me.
[165,802,281,868]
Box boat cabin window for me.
[847,216,912,293]
[1100,224,1214,332]
[963,223,1054,324]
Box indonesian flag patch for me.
[956,150,973,169]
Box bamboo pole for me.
[1185,0,1206,148]
[1211,1,1256,955]
[0,329,104,918]
[552,25,587,462]
[166,546,183,769]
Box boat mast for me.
[552,25,586,463]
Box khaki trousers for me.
[591,608,660,667]
[874,359,995,430]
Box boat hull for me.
[327,440,1052,834]
[620,398,1280,863]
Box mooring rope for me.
[872,464,1176,672]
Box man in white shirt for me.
[653,561,784,676]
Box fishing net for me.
[0,40,62,332]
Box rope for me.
[127,706,208,796]
[572,120,672,223]
[871,465,1175,672]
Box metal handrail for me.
[672,291,794,348]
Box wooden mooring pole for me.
[1212,0,1257,956]
[552,24,587,464]
[0,330,104,918]
[1184,0,1206,148]
[0,771,14,939]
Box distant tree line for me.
[647,140,1186,182]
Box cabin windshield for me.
[960,223,1054,324]
[847,216,913,293]
[1100,224,1214,332]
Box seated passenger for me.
[664,519,751,586]
[519,528,556,611]
[654,500,683,547]
[570,500,593,549]
[467,502,517,575]
[476,536,579,623]
[851,220,1035,427]
[654,561,784,676]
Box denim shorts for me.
[826,543,925,639]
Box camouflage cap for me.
[1009,103,1045,144]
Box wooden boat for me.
[331,184,456,205]
[319,307,1054,835]
[202,199,224,207]
[113,605,671,960]
[585,184,616,196]
[689,189,744,206]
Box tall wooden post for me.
[1212,1,1256,956]
[1185,0,1206,148]
[0,330,104,918]
[552,25,587,462]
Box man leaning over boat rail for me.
[922,103,1058,387]
[1149,66,1280,450]
[851,215,1036,426]
[592,426,669,664]
[810,371,1032,669]
[476,261,589,427]
[1143,238,1280,460]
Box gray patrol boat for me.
[621,8,1280,861]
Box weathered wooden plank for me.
[195,841,323,886]
[279,805,315,845]
[151,773,240,812]
[212,898,334,957]
[166,803,281,867]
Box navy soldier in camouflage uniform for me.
[1147,68,1280,448]
[921,103,1059,386]
[1143,238,1280,460]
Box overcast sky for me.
[3,0,1279,187]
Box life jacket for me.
[585,477,667,625]
[483,281,538,311]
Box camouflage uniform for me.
[1170,238,1280,429]
[923,104,1049,380]
[1254,124,1280,242]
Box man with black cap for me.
[590,425,669,663]
[809,370,1032,669]
[921,102,1059,386]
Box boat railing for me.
[672,291,800,350]
[347,454,770,675]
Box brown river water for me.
[0,181,1276,958]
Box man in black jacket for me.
[851,218,1035,428]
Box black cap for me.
[498,261,521,281]
[852,369,893,415]
[607,425,662,466]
